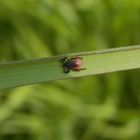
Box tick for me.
[61,56,86,73]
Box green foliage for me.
[0,0,140,140]
[0,46,140,90]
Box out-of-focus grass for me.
[0,0,140,140]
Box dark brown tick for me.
[61,56,86,73]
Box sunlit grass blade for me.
[0,45,140,90]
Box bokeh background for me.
[0,0,140,140]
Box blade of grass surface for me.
[0,45,140,90]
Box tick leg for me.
[77,56,83,59]
[71,56,83,60]
[61,57,68,63]
[61,59,66,64]
[72,68,87,71]
[63,66,70,73]
[80,68,87,70]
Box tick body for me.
[61,56,86,73]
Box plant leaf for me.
[0,45,140,89]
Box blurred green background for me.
[0,0,140,140]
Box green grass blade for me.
[0,45,140,90]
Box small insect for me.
[61,56,86,73]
